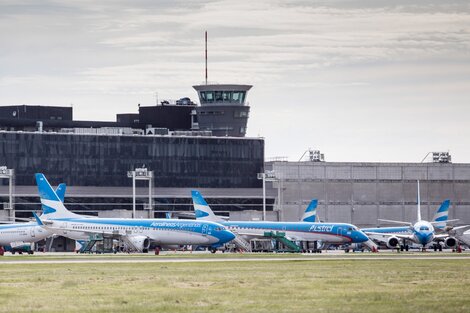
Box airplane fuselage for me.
[222,221,369,244]
[45,218,235,246]
[0,223,51,246]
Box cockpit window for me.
[419,226,429,231]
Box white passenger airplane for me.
[34,173,235,252]
[363,181,465,251]
[0,183,67,255]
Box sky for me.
[0,0,469,163]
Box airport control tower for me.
[192,84,252,137]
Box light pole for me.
[257,170,278,221]
[127,167,154,219]
[0,166,14,219]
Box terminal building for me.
[265,151,470,227]
[0,84,274,230]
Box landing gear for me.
[210,248,217,254]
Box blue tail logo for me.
[432,200,450,230]
[301,199,318,222]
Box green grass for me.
[0,259,469,312]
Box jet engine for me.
[444,237,457,248]
[386,236,400,248]
[126,236,150,253]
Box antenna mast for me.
[205,31,208,85]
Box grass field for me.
[1,257,469,313]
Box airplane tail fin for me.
[35,173,79,219]
[191,190,223,222]
[55,183,66,202]
[431,200,450,230]
[301,199,318,222]
[417,180,422,222]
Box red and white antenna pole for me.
[205,31,208,85]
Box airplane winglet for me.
[32,212,44,226]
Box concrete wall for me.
[267,162,470,227]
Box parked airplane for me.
[363,181,460,251]
[298,199,377,251]
[191,190,370,251]
[35,174,235,252]
[0,183,68,255]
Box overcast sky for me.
[1,0,469,162]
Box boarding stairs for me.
[121,236,140,253]
[263,231,302,252]
[231,231,252,252]
[79,234,103,253]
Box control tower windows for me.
[205,91,214,103]
[232,91,246,104]
[199,91,247,104]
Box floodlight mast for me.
[0,166,14,219]
[127,167,154,219]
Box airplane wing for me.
[377,219,413,226]
[448,225,470,236]
[365,231,414,241]
[231,231,262,237]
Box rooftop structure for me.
[193,84,252,137]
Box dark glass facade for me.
[0,131,264,188]
[9,196,275,218]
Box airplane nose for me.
[356,231,369,243]
[222,230,236,243]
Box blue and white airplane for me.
[0,183,68,255]
[363,181,459,251]
[34,174,235,252]
[191,191,369,249]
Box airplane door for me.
[30,227,35,238]
[336,227,343,240]
[202,224,208,236]
[61,222,68,234]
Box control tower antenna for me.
[205,30,208,85]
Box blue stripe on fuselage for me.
[0,223,38,230]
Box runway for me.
[1,253,469,264]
